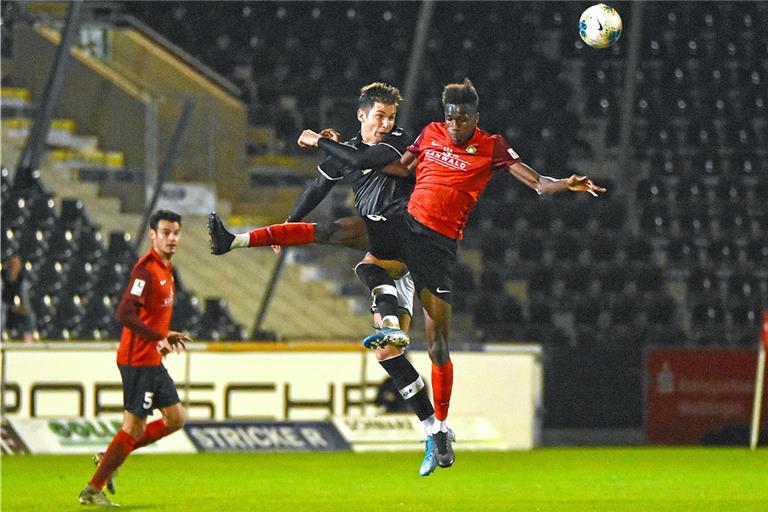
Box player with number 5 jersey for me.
[78,210,192,506]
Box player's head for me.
[149,209,182,260]
[357,82,402,144]
[442,78,479,146]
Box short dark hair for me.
[149,209,182,230]
[442,78,479,110]
[358,82,403,111]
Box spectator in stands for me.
[1,253,38,343]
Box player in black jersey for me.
[209,84,439,475]
[208,83,413,342]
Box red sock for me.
[248,223,316,247]
[133,419,168,450]
[432,359,454,421]
[89,430,136,489]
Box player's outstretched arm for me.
[508,161,606,196]
[300,128,404,170]
[287,175,335,223]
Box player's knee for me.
[355,263,393,290]
[375,345,404,361]
[165,407,187,432]
[313,222,334,243]
[122,424,144,439]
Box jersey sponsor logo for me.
[508,148,520,159]
[130,279,146,296]
[424,149,470,171]
[361,168,373,175]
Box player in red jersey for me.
[78,210,192,506]
[363,79,606,474]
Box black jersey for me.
[316,127,414,217]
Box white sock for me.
[421,414,435,435]
[232,233,249,249]
[380,315,400,329]
[431,420,447,434]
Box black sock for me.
[380,354,435,421]
[355,263,399,320]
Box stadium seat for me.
[83,294,117,335]
[33,259,68,296]
[48,228,79,262]
[1,196,31,231]
[107,231,138,265]
[94,262,130,299]
[77,226,106,265]
[53,293,86,332]
[28,193,58,229]
[18,228,49,264]
[171,291,203,335]
[30,293,56,332]
[58,198,90,229]
[198,298,244,341]
[65,261,98,298]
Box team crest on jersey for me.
[465,144,478,154]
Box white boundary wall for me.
[1,342,542,449]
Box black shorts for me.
[365,204,457,304]
[364,203,408,261]
[403,213,457,304]
[118,364,180,418]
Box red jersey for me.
[117,247,175,366]
[406,122,520,239]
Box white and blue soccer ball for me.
[579,3,623,49]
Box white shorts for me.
[371,271,415,317]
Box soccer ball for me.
[579,4,623,49]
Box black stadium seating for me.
[3,2,766,345]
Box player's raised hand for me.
[566,174,607,197]
[297,129,321,148]
[319,128,342,142]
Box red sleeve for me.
[116,266,163,341]
[491,135,521,171]
[406,126,428,155]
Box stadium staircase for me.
[1,88,372,341]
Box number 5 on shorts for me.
[143,391,154,409]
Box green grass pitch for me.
[2,448,767,511]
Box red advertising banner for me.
[646,347,768,444]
